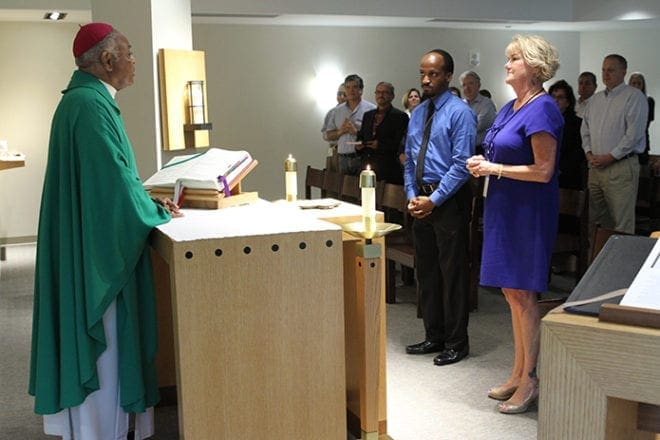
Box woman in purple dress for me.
[466,35,563,414]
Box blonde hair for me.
[506,35,560,83]
[402,88,420,110]
[628,72,647,95]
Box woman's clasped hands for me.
[466,155,496,178]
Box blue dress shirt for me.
[404,91,476,206]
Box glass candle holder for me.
[284,154,298,202]
[359,166,376,233]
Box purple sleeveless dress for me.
[480,94,564,292]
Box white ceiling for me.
[189,13,660,32]
[0,9,90,23]
[1,4,659,32]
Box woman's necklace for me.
[513,88,544,111]
[482,87,545,198]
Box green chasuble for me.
[29,70,171,415]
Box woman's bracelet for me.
[497,163,503,179]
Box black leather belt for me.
[339,153,358,158]
[418,183,439,195]
[619,152,637,160]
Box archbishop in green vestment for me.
[28,67,172,415]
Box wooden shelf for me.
[0,159,25,171]
[184,123,213,132]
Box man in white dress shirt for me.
[460,70,496,154]
[321,84,346,171]
[581,55,648,233]
[325,74,376,175]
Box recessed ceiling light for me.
[44,12,68,21]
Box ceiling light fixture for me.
[44,11,68,21]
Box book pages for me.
[143,148,252,192]
[620,239,660,311]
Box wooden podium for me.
[539,235,660,439]
[539,311,660,439]
[150,204,347,439]
[295,200,390,439]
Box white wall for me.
[193,24,579,200]
[0,22,78,243]
[580,27,660,154]
[11,20,660,241]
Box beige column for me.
[89,0,193,178]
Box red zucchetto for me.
[73,22,114,57]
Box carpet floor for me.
[1,244,575,439]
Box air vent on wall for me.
[428,17,537,24]
[192,13,279,19]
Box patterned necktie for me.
[415,102,436,186]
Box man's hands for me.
[408,196,434,219]
[356,140,378,151]
[586,151,616,169]
[340,118,357,136]
[153,197,184,218]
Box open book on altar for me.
[143,147,258,206]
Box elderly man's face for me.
[461,75,480,101]
[374,84,394,108]
[107,34,135,91]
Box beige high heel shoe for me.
[497,384,539,414]
[487,384,518,401]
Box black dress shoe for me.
[433,346,469,366]
[406,340,444,355]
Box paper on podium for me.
[0,151,26,161]
[620,239,660,310]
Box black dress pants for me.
[412,184,471,350]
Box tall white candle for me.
[284,154,297,202]
[360,167,376,234]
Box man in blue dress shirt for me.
[404,49,476,366]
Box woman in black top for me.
[549,80,586,189]
[629,72,655,165]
